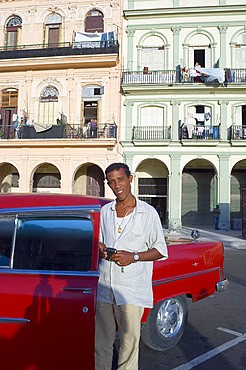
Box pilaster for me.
[124,100,134,140]
[168,154,182,229]
[219,100,229,141]
[218,154,230,230]
[171,26,181,69]
[171,100,181,141]
[126,27,135,71]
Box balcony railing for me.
[122,68,246,85]
[0,41,119,59]
[132,126,171,140]
[228,125,246,140]
[0,123,117,140]
[179,124,220,140]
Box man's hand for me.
[110,250,135,266]
[99,242,107,259]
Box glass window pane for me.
[0,217,15,268]
[14,217,93,271]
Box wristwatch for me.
[134,252,139,262]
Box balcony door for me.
[6,16,22,49]
[0,89,18,139]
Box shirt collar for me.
[109,197,147,213]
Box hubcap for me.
[156,298,184,338]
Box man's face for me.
[107,167,133,202]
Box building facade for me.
[122,0,246,229]
[0,0,123,198]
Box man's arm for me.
[110,248,164,266]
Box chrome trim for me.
[152,267,220,287]
[0,317,30,324]
[216,278,229,292]
[61,287,92,294]
[0,269,100,277]
[0,204,101,216]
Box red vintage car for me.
[0,194,228,370]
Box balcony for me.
[228,125,246,140]
[179,124,220,141]
[0,41,119,59]
[132,126,171,141]
[0,41,119,71]
[0,123,117,140]
[122,68,246,86]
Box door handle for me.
[61,287,92,295]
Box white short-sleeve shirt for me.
[97,197,168,308]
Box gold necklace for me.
[116,207,132,233]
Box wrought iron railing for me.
[0,41,119,59]
[0,40,119,51]
[122,68,246,85]
[132,126,171,140]
[123,70,176,84]
[228,125,246,140]
[179,124,220,140]
[0,123,117,140]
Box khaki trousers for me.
[95,301,144,370]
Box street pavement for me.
[163,225,246,249]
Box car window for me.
[13,216,94,272]
[0,217,15,268]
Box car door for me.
[0,211,100,370]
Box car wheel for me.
[141,295,188,351]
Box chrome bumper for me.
[216,278,229,292]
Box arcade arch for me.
[230,159,246,223]
[135,159,168,226]
[0,163,19,193]
[32,163,61,193]
[182,159,217,226]
[74,163,104,197]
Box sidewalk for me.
[163,226,246,249]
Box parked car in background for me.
[0,194,228,370]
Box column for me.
[124,100,134,140]
[219,100,229,141]
[218,25,228,69]
[170,100,180,141]
[171,27,181,69]
[218,154,230,230]
[168,154,182,229]
[126,27,135,71]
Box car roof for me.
[0,193,110,210]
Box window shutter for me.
[189,48,194,68]
[235,106,242,125]
[205,47,212,68]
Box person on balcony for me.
[90,119,97,138]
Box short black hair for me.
[105,162,131,179]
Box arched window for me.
[44,13,62,46]
[234,33,246,68]
[85,9,104,33]
[140,36,165,71]
[6,16,22,48]
[188,34,212,68]
[39,86,59,125]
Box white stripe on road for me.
[217,327,242,337]
[172,331,246,370]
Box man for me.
[95,162,168,370]
[213,204,220,230]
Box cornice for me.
[124,5,246,20]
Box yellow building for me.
[0,0,123,197]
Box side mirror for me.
[191,229,200,240]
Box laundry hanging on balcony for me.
[195,67,225,83]
[74,31,116,48]
[33,121,52,133]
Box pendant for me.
[118,226,121,233]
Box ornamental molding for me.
[37,76,61,89]
[110,0,120,8]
